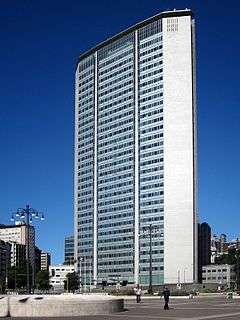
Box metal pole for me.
[89,259,92,292]
[149,224,153,294]
[79,258,82,293]
[84,257,87,293]
[26,205,30,294]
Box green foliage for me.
[0,275,6,293]
[105,287,135,296]
[64,272,79,293]
[215,249,237,265]
[35,270,50,291]
[7,264,32,290]
[201,288,219,293]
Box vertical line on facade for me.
[93,51,98,285]
[74,69,79,273]
[191,19,198,283]
[134,30,140,284]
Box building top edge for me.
[77,9,193,64]
[0,224,25,229]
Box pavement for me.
[8,296,240,320]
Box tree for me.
[35,270,50,291]
[7,264,32,290]
[215,248,237,265]
[64,272,79,293]
[0,275,6,293]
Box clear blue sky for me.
[0,0,239,263]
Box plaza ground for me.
[9,296,240,320]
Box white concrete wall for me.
[163,15,196,284]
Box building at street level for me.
[74,9,198,285]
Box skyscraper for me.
[74,9,198,285]
[64,235,74,264]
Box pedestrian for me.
[162,286,170,310]
[134,284,142,303]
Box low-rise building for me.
[49,264,74,292]
[202,264,236,289]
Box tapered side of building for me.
[74,9,198,285]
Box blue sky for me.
[0,0,239,263]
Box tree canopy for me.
[64,272,79,293]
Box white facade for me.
[202,264,236,288]
[49,264,75,292]
[162,15,197,284]
[75,9,197,285]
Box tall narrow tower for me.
[74,9,197,285]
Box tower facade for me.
[74,9,197,285]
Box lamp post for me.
[10,205,44,294]
[142,225,163,295]
[184,268,187,284]
[77,256,85,293]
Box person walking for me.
[134,284,142,303]
[162,286,170,310]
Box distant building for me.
[198,222,211,283]
[64,236,74,265]
[0,240,11,288]
[220,234,227,253]
[202,264,236,289]
[40,252,51,271]
[0,224,35,269]
[49,264,75,292]
[35,247,42,274]
[211,234,240,263]
[10,242,26,267]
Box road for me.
[10,296,240,320]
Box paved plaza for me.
[8,296,240,320]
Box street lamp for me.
[10,205,44,294]
[142,224,163,295]
[184,268,188,284]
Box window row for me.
[99,196,133,207]
[98,204,133,214]
[99,49,133,68]
[99,57,133,76]
[99,110,133,126]
[98,72,132,90]
[99,80,133,97]
[99,94,132,112]
[98,141,133,155]
[99,87,133,104]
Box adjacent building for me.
[74,9,198,285]
[64,236,74,264]
[35,246,42,273]
[198,222,211,283]
[0,223,35,269]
